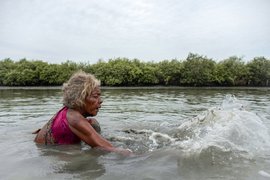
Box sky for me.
[0,0,269,64]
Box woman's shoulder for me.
[66,108,86,125]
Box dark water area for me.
[0,88,270,180]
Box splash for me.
[174,95,270,159]
[118,129,176,152]
[117,94,270,160]
[258,170,270,178]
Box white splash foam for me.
[258,170,270,178]
[175,95,270,156]
[149,132,175,146]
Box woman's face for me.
[84,87,103,116]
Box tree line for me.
[0,53,269,87]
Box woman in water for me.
[34,70,132,155]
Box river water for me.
[0,88,270,180]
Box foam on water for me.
[258,170,270,178]
[174,94,270,158]
[119,95,270,160]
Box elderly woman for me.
[34,70,132,155]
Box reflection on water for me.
[0,88,270,180]
[36,144,106,179]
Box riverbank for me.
[0,86,269,90]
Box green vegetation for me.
[0,53,269,86]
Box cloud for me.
[0,0,269,63]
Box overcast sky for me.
[0,0,269,64]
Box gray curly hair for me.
[62,70,100,109]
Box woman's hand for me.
[115,148,133,156]
[96,147,133,156]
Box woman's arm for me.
[68,114,132,155]
[86,117,101,133]
[68,116,113,149]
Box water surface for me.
[0,88,270,180]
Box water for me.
[0,88,270,180]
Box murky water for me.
[0,88,270,180]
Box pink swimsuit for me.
[51,107,81,144]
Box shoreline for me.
[0,86,269,90]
